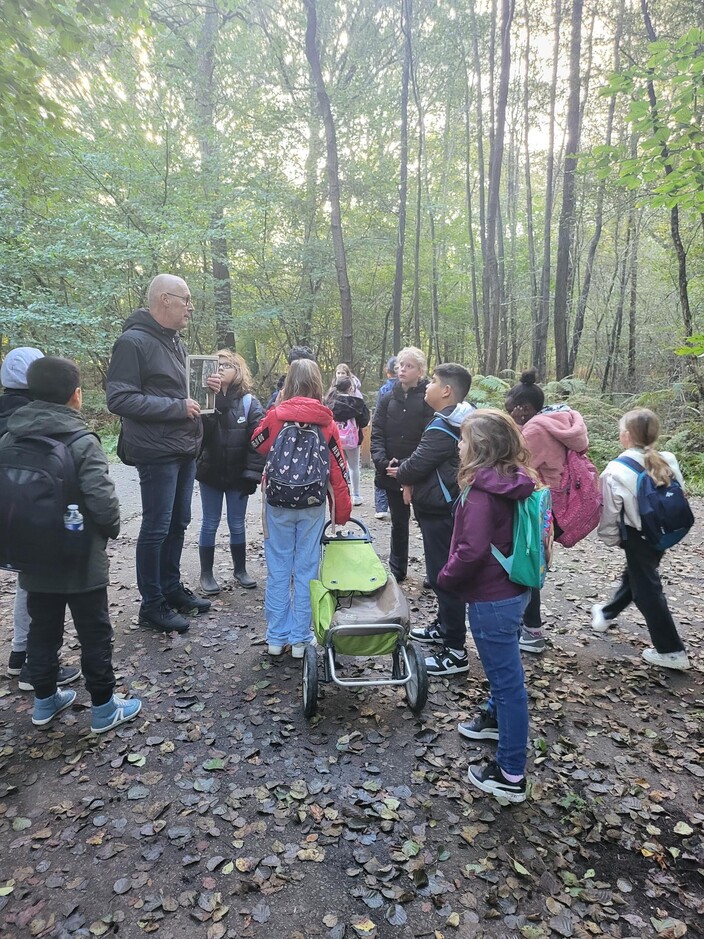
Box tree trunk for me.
[483,0,514,376]
[522,0,538,346]
[392,0,411,355]
[304,0,353,363]
[467,0,488,369]
[535,0,561,377]
[553,0,583,379]
[569,0,623,373]
[195,9,234,349]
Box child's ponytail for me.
[620,408,674,487]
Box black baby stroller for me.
[303,517,428,717]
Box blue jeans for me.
[199,482,249,547]
[467,591,530,777]
[136,459,196,607]
[264,503,325,646]
[374,486,389,513]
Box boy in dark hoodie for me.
[392,363,474,676]
[1,348,80,691]
[0,357,141,732]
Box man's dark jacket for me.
[370,379,433,492]
[106,308,203,464]
[0,389,32,438]
[196,389,265,493]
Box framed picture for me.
[187,355,219,414]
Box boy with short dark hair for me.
[394,363,474,676]
[0,356,141,731]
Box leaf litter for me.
[0,495,702,936]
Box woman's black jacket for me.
[370,379,433,492]
[196,388,265,493]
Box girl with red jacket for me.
[252,360,351,658]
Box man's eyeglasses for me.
[165,292,194,306]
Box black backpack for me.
[0,430,94,574]
[264,422,335,509]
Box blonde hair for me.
[335,363,352,378]
[620,408,673,487]
[396,346,427,375]
[217,349,252,395]
[457,408,538,490]
[282,358,324,402]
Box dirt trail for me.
[1,473,702,939]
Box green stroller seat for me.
[303,517,428,718]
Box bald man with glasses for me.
[106,274,213,633]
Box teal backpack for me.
[490,488,554,590]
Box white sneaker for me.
[374,511,390,520]
[642,648,690,671]
[291,642,309,659]
[268,644,284,656]
[591,604,611,633]
[352,497,363,506]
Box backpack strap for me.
[615,455,643,475]
[427,418,459,504]
[242,393,252,422]
[427,416,460,440]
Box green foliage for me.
[467,375,511,408]
[601,28,704,213]
[660,423,704,496]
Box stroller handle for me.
[322,516,371,543]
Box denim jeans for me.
[199,482,249,547]
[27,588,114,704]
[264,503,326,646]
[374,486,389,513]
[136,459,196,607]
[12,583,31,653]
[467,591,530,777]
[345,446,361,499]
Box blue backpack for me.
[616,456,694,551]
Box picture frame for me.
[187,355,219,414]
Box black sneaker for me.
[409,623,443,645]
[18,664,82,692]
[467,760,527,804]
[164,584,211,615]
[139,602,190,633]
[7,650,26,677]
[458,710,499,741]
[425,647,469,676]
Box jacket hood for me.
[530,408,588,451]
[470,466,535,501]
[439,402,475,428]
[7,400,88,437]
[273,397,334,426]
[122,307,179,337]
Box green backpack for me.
[490,488,554,590]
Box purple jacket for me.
[438,466,535,603]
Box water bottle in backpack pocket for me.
[0,431,93,574]
[616,456,694,551]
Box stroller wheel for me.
[404,641,428,714]
[302,644,319,718]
